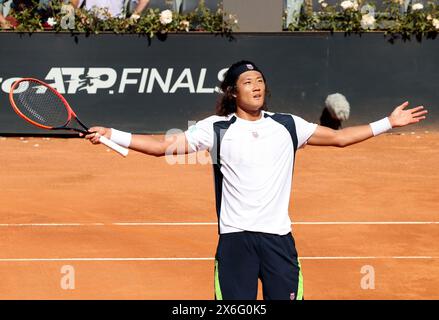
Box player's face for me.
[234,71,265,113]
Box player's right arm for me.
[84,127,193,156]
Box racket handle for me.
[99,136,129,157]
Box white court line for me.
[0,221,439,227]
[0,223,107,227]
[294,221,439,225]
[0,256,437,262]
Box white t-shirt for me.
[84,0,125,18]
[185,111,318,235]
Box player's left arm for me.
[307,101,428,147]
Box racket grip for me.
[99,136,129,157]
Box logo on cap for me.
[246,64,254,70]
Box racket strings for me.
[13,80,69,128]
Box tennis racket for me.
[9,78,129,157]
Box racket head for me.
[9,78,76,131]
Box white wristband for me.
[370,117,392,136]
[110,128,132,148]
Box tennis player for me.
[85,60,427,300]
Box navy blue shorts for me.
[214,231,303,300]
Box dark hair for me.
[215,60,269,116]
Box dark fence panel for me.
[0,32,437,134]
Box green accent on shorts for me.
[214,260,223,300]
[297,258,304,300]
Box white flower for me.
[433,19,439,30]
[228,14,238,25]
[159,9,173,25]
[353,1,359,10]
[318,0,324,3]
[47,17,57,26]
[340,0,358,11]
[412,3,424,11]
[321,2,328,8]
[427,15,432,21]
[180,20,190,32]
[361,14,376,30]
[340,0,353,10]
[129,13,141,22]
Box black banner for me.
[0,32,437,134]
[1,300,437,318]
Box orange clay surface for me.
[0,130,438,300]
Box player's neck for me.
[235,108,262,121]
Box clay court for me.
[0,130,438,300]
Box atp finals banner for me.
[0,32,437,134]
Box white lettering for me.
[196,68,214,93]
[60,265,75,290]
[45,68,66,93]
[138,68,149,93]
[215,67,228,93]
[60,4,75,30]
[4,66,227,95]
[118,68,141,93]
[172,304,206,317]
[2,77,24,94]
[62,68,86,94]
[360,265,375,290]
[86,68,117,94]
[164,128,185,165]
[170,68,195,93]
[147,68,173,93]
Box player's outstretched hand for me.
[389,101,428,128]
[80,126,111,144]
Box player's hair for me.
[216,60,269,116]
